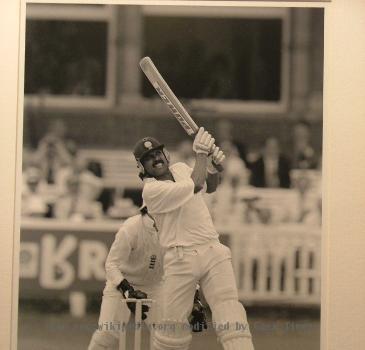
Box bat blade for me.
[139,57,198,136]
[139,56,224,172]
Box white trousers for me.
[154,240,253,350]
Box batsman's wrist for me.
[195,150,209,156]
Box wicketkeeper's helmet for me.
[133,137,168,178]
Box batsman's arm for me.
[206,172,220,193]
[191,153,209,193]
[205,145,225,193]
[191,128,214,193]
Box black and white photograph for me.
[17,2,324,350]
[17,2,326,350]
[3,1,365,350]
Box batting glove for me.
[189,290,208,332]
[117,279,150,320]
[207,146,226,174]
[193,127,215,155]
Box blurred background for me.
[19,4,323,350]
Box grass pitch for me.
[18,306,319,350]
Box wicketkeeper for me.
[88,206,207,350]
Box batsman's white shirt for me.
[104,214,163,290]
[142,162,219,248]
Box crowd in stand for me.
[22,119,322,226]
[22,120,104,220]
[174,119,322,226]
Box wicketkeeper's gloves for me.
[189,289,208,332]
[117,279,150,320]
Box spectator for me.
[22,149,58,215]
[290,171,322,226]
[56,139,82,193]
[33,118,79,185]
[21,166,48,217]
[78,167,103,204]
[54,173,103,221]
[220,140,250,187]
[106,188,139,220]
[249,137,291,188]
[57,141,104,203]
[31,122,76,206]
[58,149,104,218]
[204,141,249,224]
[33,135,72,185]
[84,156,109,208]
[292,119,318,169]
[216,119,248,166]
[46,118,68,140]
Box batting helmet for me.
[133,137,164,161]
[133,137,168,178]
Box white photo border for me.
[1,1,365,350]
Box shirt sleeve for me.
[143,179,195,214]
[177,161,207,193]
[104,221,138,287]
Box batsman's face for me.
[142,149,169,177]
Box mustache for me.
[153,159,164,166]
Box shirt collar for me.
[143,165,176,183]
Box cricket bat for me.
[139,56,223,172]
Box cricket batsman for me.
[133,128,254,350]
[88,206,207,350]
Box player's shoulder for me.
[114,214,143,246]
[142,177,166,195]
[120,214,143,232]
